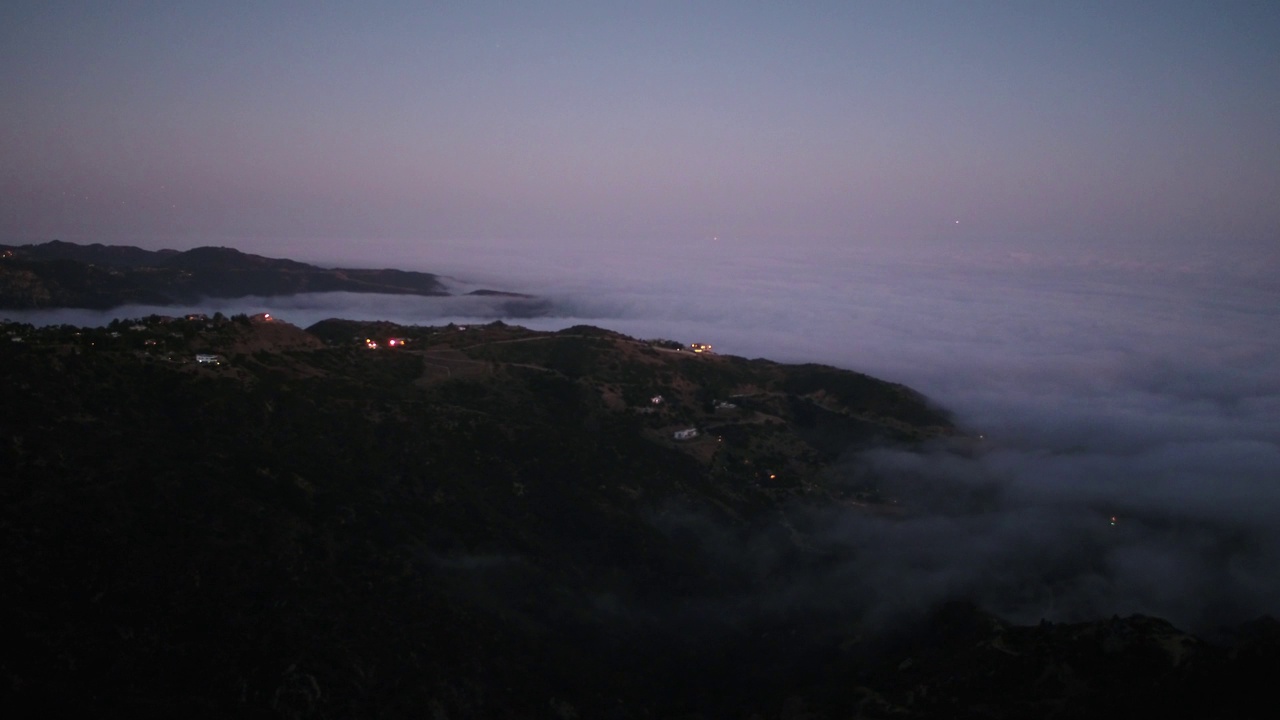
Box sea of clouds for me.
[7,239,1278,633]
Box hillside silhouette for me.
[1,316,1274,718]
[0,241,531,309]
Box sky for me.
[2,1,1279,259]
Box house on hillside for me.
[690,343,712,353]
[195,353,222,364]
[673,428,699,441]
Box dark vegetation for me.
[0,317,1274,718]
[0,240,457,309]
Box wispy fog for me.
[493,241,1277,635]
[7,240,1278,632]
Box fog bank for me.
[7,240,1277,631]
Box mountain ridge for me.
[0,240,532,309]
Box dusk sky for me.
[3,1,1278,260]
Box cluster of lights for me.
[365,337,407,350]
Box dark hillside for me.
[0,318,1273,718]
[0,241,453,309]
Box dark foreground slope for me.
[0,318,1274,718]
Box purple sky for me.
[2,1,1278,258]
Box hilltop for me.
[0,317,1274,718]
[0,240,539,310]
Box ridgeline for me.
[0,241,537,310]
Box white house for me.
[673,428,699,441]
[195,353,222,364]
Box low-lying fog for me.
[8,240,1278,633]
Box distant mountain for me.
[6,238,183,267]
[0,240,527,309]
[1,317,1274,717]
